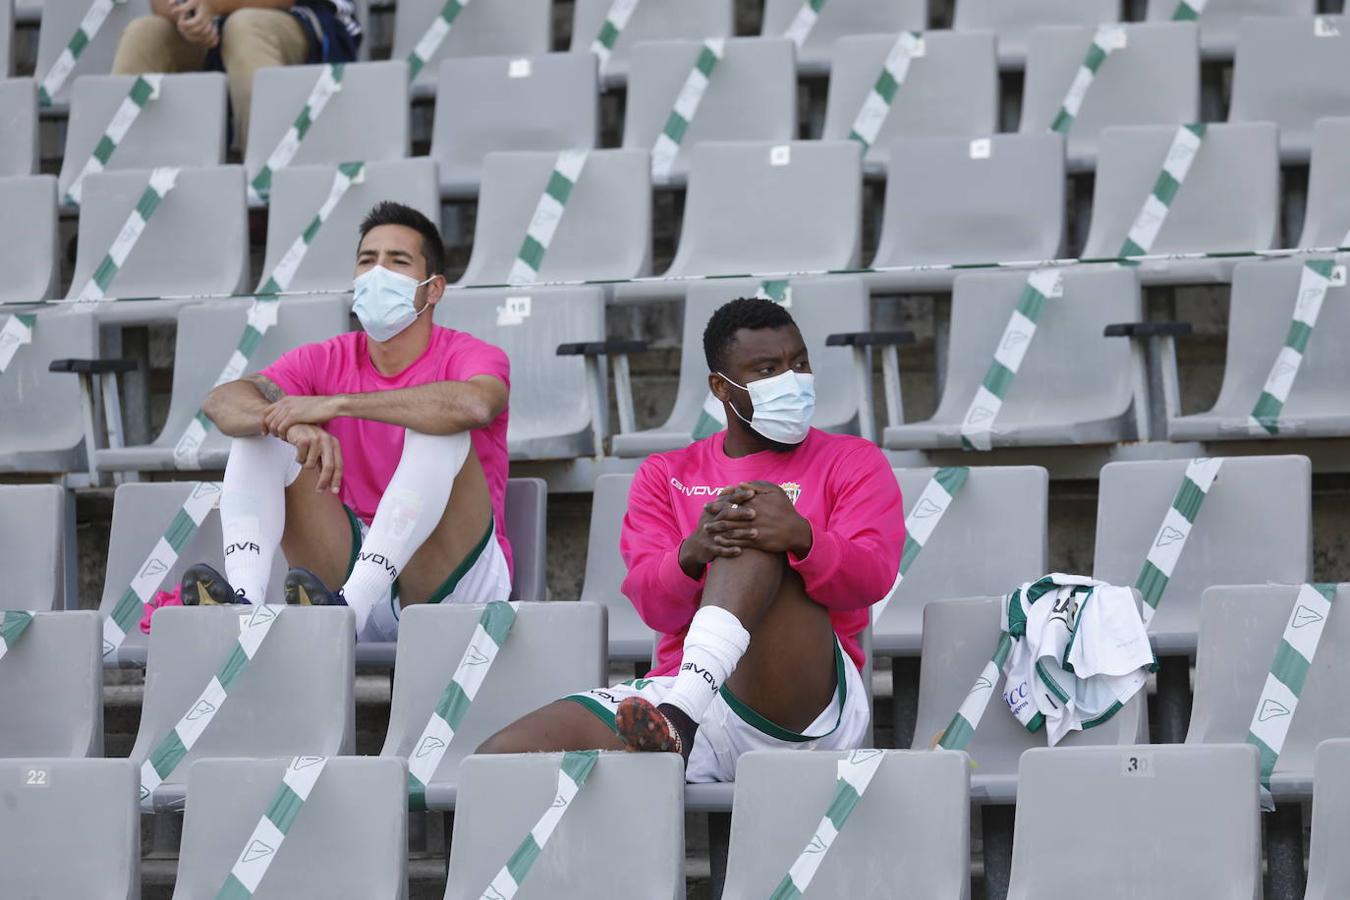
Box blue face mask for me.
[352,265,435,342]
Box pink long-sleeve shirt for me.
[620,428,905,677]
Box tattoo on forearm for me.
[245,374,285,403]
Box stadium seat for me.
[13,0,36,27]
[954,0,1120,68]
[820,31,999,177]
[503,478,549,605]
[570,0,734,87]
[1145,0,1313,60]
[32,0,151,110]
[1229,14,1350,163]
[883,267,1141,450]
[445,753,684,899]
[0,77,37,176]
[172,757,406,900]
[610,276,869,458]
[0,611,102,757]
[1081,122,1280,285]
[622,37,796,188]
[1306,739,1350,900]
[0,306,97,474]
[0,484,67,611]
[131,605,354,809]
[722,750,971,898]
[0,174,57,303]
[391,0,551,96]
[0,0,11,77]
[379,602,606,809]
[1007,744,1261,899]
[0,758,139,900]
[867,133,1066,293]
[1019,22,1200,172]
[579,474,651,663]
[431,53,598,199]
[456,149,651,286]
[760,0,927,76]
[59,72,226,204]
[1299,117,1350,249]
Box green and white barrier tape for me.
[770,749,886,899]
[65,74,162,206]
[102,481,221,658]
[508,150,589,286]
[1135,457,1223,626]
[959,268,1063,451]
[478,750,600,900]
[1050,25,1127,134]
[407,600,519,810]
[139,604,284,808]
[847,31,925,150]
[936,632,1013,751]
[1249,259,1344,435]
[872,467,970,623]
[406,0,471,81]
[73,167,179,304]
[1119,123,1206,259]
[216,755,328,900]
[248,65,346,205]
[589,0,641,73]
[0,313,36,374]
[783,0,828,50]
[37,0,124,107]
[650,38,725,183]
[0,611,36,663]
[1171,0,1207,20]
[691,279,789,440]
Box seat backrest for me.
[872,133,1065,268]
[445,753,684,900]
[1145,0,1314,55]
[458,149,650,285]
[503,477,547,602]
[666,140,862,277]
[33,0,150,108]
[1092,455,1311,650]
[0,0,11,77]
[172,757,405,900]
[953,0,1120,66]
[0,305,95,462]
[0,484,64,611]
[570,0,733,83]
[0,611,101,757]
[0,758,138,899]
[761,0,926,69]
[0,174,57,302]
[1008,744,1261,899]
[380,603,605,786]
[579,474,653,660]
[392,0,551,91]
[1307,738,1350,900]
[0,77,37,176]
[1081,122,1280,259]
[1300,117,1350,249]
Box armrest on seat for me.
[48,358,137,374]
[555,339,650,357]
[47,359,137,486]
[1103,322,1194,339]
[1102,323,1191,441]
[824,332,917,444]
[825,330,916,348]
[556,340,651,455]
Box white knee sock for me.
[663,605,752,725]
[342,430,467,636]
[221,435,299,604]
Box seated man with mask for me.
[181,201,512,641]
[478,298,903,778]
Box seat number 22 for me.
[24,768,49,787]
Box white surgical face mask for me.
[718,369,816,445]
[352,265,435,342]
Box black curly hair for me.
[357,201,446,278]
[702,298,797,373]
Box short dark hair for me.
[358,201,445,278]
[702,298,797,372]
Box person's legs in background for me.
[111,15,207,77]
[219,8,310,147]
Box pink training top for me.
[262,326,513,573]
[621,428,905,677]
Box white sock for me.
[664,605,752,725]
[221,435,299,603]
[342,429,466,636]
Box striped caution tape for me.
[478,750,600,900]
[650,38,725,183]
[1171,0,1207,19]
[783,0,828,50]
[139,604,285,809]
[936,632,1013,751]
[37,0,124,107]
[508,150,589,286]
[73,167,180,303]
[1249,259,1344,435]
[589,0,641,74]
[1119,124,1207,259]
[770,749,886,899]
[406,0,471,81]
[847,32,925,149]
[248,65,346,205]
[216,755,329,899]
[959,268,1064,451]
[407,601,519,811]
[0,611,36,663]
[102,482,221,658]
[0,313,36,374]
[872,467,970,623]
[1135,457,1223,626]
[65,74,163,206]
[691,279,789,440]
[1050,25,1127,134]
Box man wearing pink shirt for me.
[481,298,903,779]
[180,202,513,642]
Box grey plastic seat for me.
[570,0,733,87]
[1092,455,1311,654]
[33,0,150,109]
[59,72,226,203]
[1306,739,1350,900]
[1007,744,1261,899]
[868,133,1066,293]
[391,0,550,96]
[821,31,999,178]
[445,753,683,900]
[0,758,138,900]
[0,77,37,175]
[172,757,406,900]
[1019,22,1200,172]
[0,174,57,303]
[622,37,795,187]
[0,0,11,76]
[457,149,650,285]
[1082,122,1279,285]
[723,750,971,899]
[0,611,101,757]
[884,267,1141,450]
[0,305,96,474]
[761,0,926,76]
[579,474,652,663]
[379,602,606,809]
[953,0,1120,68]
[1145,0,1313,59]
[503,478,548,604]
[911,597,1147,802]
[611,276,868,458]
[1299,118,1350,249]
[431,53,598,199]
[1229,15,1350,163]
[0,484,66,611]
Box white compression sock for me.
[663,605,752,725]
[343,429,467,637]
[221,435,299,603]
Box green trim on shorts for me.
[718,639,847,744]
[564,694,620,733]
